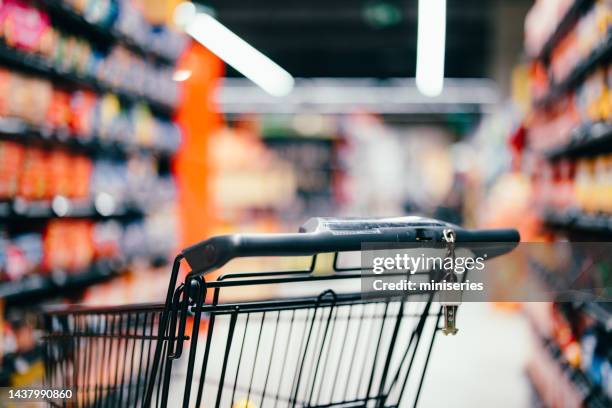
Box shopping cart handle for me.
[181,216,519,274]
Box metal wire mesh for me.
[43,257,443,408]
[44,305,167,407]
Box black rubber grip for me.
[181,223,519,274]
[454,229,520,242]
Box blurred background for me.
[0,0,610,406]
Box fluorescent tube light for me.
[416,0,446,97]
[186,13,295,97]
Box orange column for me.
[174,44,224,248]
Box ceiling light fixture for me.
[416,0,446,97]
[185,12,295,97]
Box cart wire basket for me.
[43,217,519,408]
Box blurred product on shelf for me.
[100,47,177,105]
[527,94,580,153]
[206,115,348,233]
[525,0,611,61]
[0,0,187,389]
[0,216,176,281]
[338,113,405,217]
[0,0,185,108]
[0,68,181,152]
[0,144,91,201]
[526,0,611,102]
[61,0,117,27]
[81,262,172,305]
[524,0,612,222]
[262,114,341,217]
[112,0,187,60]
[465,102,543,238]
[525,0,576,58]
[0,311,43,386]
[43,220,95,272]
[503,0,612,405]
[120,205,178,259]
[263,139,333,198]
[0,231,42,281]
[340,112,467,223]
[89,156,176,207]
[528,67,611,155]
[534,154,612,216]
[549,2,611,83]
[0,140,176,209]
[525,302,612,406]
[208,125,297,231]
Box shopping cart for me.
[43,217,519,408]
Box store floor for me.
[419,303,531,407]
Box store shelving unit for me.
[0,117,175,159]
[0,43,175,118]
[0,255,167,306]
[537,0,594,62]
[0,197,145,222]
[546,339,610,408]
[524,301,611,408]
[0,259,121,304]
[582,302,612,331]
[547,122,612,160]
[532,202,612,399]
[543,209,612,236]
[39,0,176,66]
[0,0,184,387]
[522,0,612,405]
[533,336,610,408]
[263,134,340,216]
[528,258,612,329]
[536,30,612,108]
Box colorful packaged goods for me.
[18,148,48,200]
[0,0,53,53]
[92,220,122,259]
[534,154,612,215]
[0,69,11,117]
[0,0,183,107]
[45,88,73,132]
[113,0,188,61]
[524,0,574,57]
[0,141,24,199]
[576,69,608,123]
[63,0,117,27]
[0,0,183,388]
[2,232,43,281]
[0,69,180,151]
[68,90,97,137]
[43,220,94,271]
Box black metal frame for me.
[43,217,519,407]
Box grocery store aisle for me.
[419,303,531,407]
